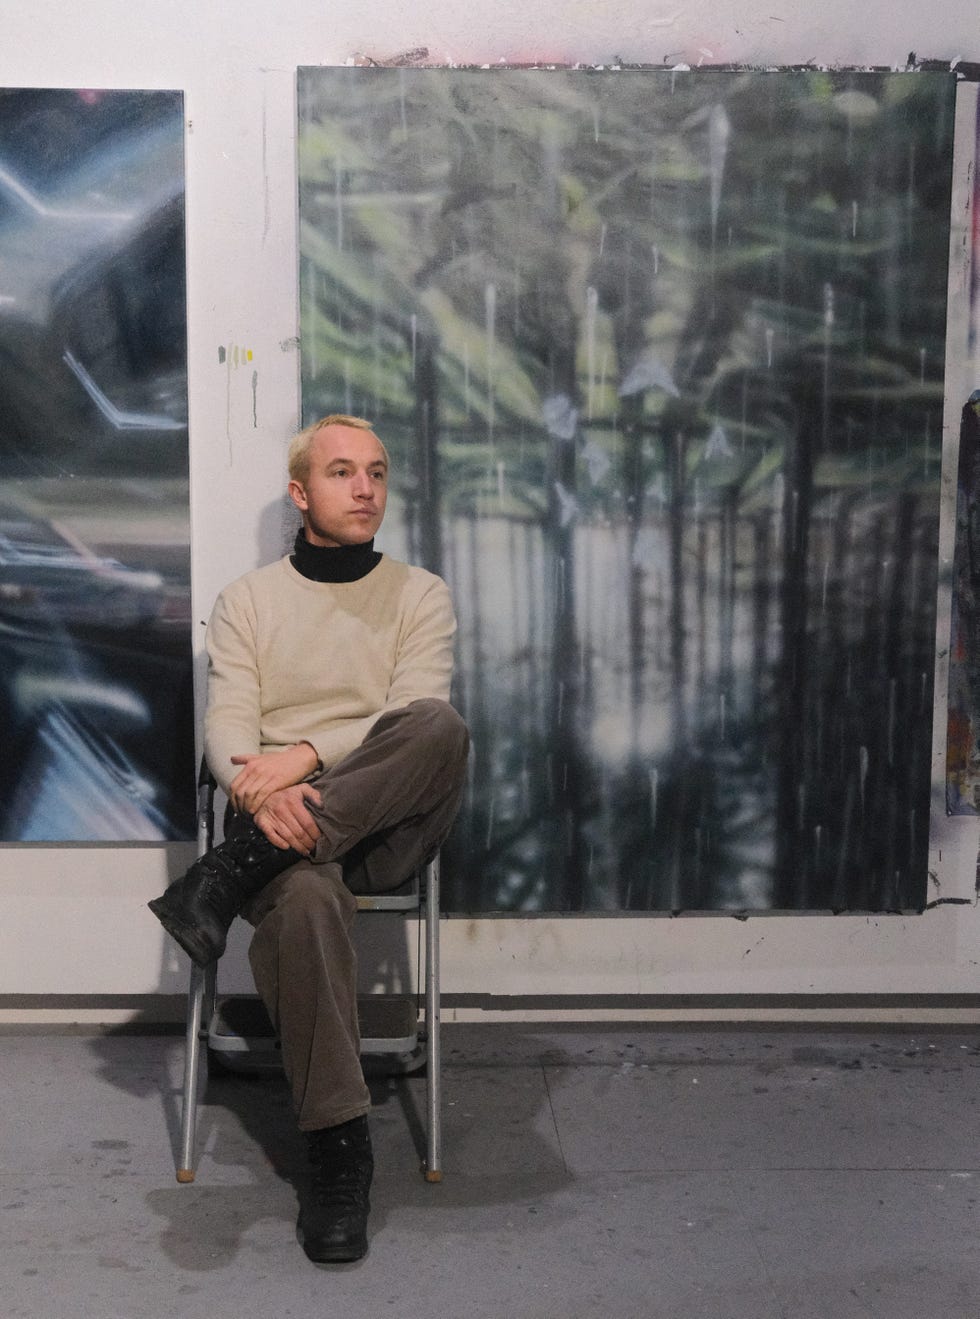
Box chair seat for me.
[206,993,423,1072]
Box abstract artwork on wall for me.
[945,95,980,822]
[298,67,956,912]
[0,88,193,841]
[947,389,980,817]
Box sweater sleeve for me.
[386,575,456,706]
[305,574,457,771]
[203,583,262,795]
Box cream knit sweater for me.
[203,554,456,794]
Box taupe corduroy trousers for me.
[240,698,469,1131]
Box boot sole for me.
[147,898,223,967]
[300,1232,368,1264]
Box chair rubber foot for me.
[424,1168,443,1183]
[176,1168,196,1184]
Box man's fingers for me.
[256,814,304,852]
[278,811,319,852]
[255,786,321,855]
[243,786,273,815]
[261,825,289,849]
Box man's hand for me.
[254,783,322,854]
[228,743,321,815]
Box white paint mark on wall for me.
[217,341,256,454]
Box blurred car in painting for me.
[0,606,192,841]
[0,491,165,629]
[0,89,187,479]
[0,89,194,841]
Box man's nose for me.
[351,470,373,497]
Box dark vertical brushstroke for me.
[773,397,816,908]
[413,330,444,578]
[546,409,587,910]
[752,515,771,688]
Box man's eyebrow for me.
[325,455,389,470]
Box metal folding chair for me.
[174,761,443,1184]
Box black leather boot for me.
[147,824,304,966]
[299,1116,374,1263]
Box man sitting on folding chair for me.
[148,413,469,1264]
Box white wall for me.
[1,0,979,1023]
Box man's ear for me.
[287,478,308,512]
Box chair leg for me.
[423,856,443,1182]
[176,961,209,1183]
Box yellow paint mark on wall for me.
[217,343,255,368]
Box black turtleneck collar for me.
[290,530,382,583]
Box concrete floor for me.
[2,1023,979,1319]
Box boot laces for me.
[195,862,241,923]
[221,828,274,867]
[310,1134,372,1209]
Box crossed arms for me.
[202,562,456,853]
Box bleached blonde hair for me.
[287,414,388,483]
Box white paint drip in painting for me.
[554,481,578,527]
[585,285,599,419]
[334,159,344,249]
[708,104,731,241]
[485,281,496,443]
[772,471,785,549]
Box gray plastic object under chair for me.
[173,760,443,1185]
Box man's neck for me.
[290,531,382,583]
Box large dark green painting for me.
[298,68,955,912]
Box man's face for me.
[288,424,389,547]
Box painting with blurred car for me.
[0,88,193,841]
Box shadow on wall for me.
[255,492,298,568]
